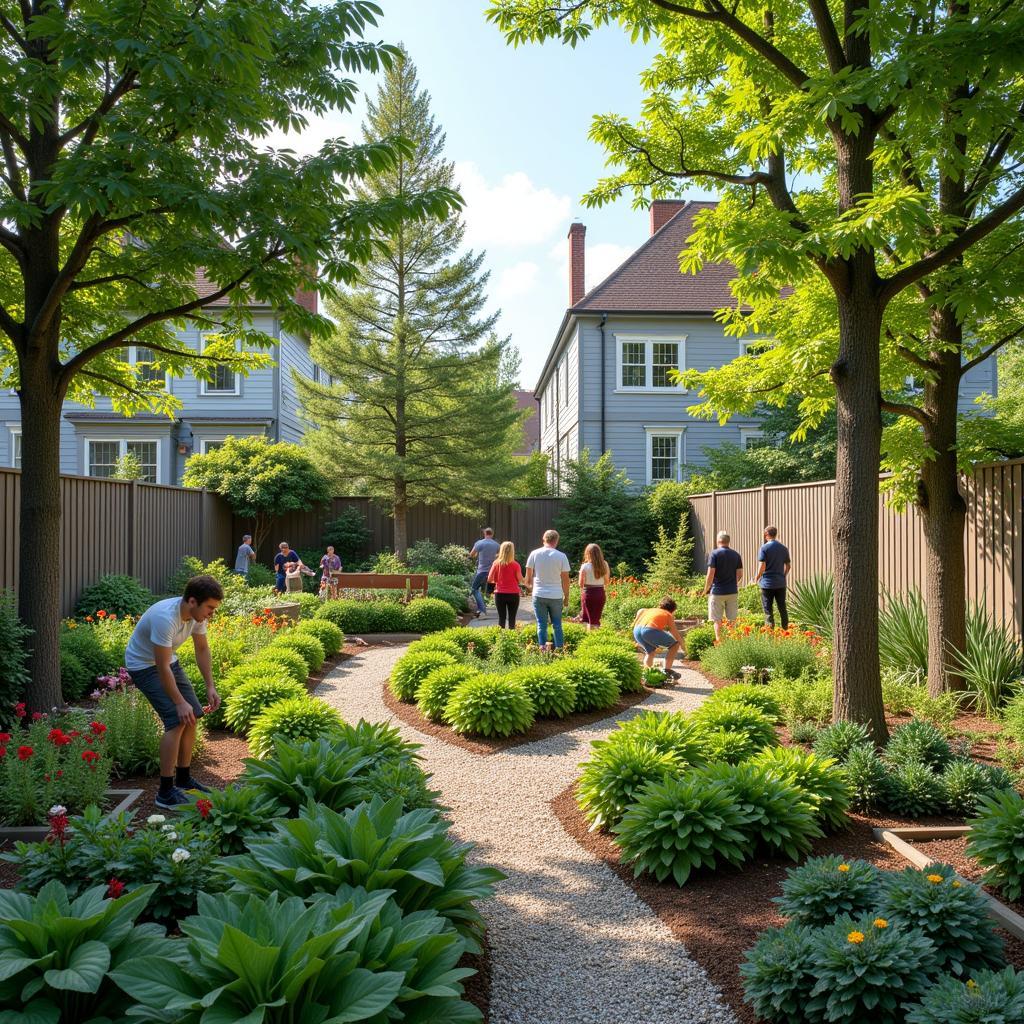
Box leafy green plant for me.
[75,574,154,618]
[179,783,282,854]
[249,646,309,687]
[444,675,535,737]
[316,598,406,634]
[404,596,458,633]
[247,695,344,759]
[177,635,246,705]
[967,788,1024,901]
[704,683,782,721]
[955,607,1023,716]
[59,647,91,700]
[703,728,758,764]
[97,686,164,776]
[878,589,929,675]
[487,627,525,668]
[750,746,852,831]
[293,617,344,657]
[321,505,372,566]
[912,688,968,730]
[767,671,834,725]
[788,573,835,640]
[268,630,325,673]
[882,667,924,715]
[904,966,1024,1024]
[879,863,1004,977]
[885,759,946,818]
[390,650,459,702]
[642,665,668,687]
[557,659,620,712]
[436,626,493,657]
[813,720,871,763]
[579,643,644,693]
[59,622,114,698]
[693,701,778,752]
[223,676,307,734]
[613,773,751,885]
[885,718,954,770]
[576,627,639,659]
[618,710,709,764]
[416,664,479,722]
[941,758,1008,817]
[775,855,882,926]
[740,921,819,1023]
[357,757,442,813]
[787,718,821,744]
[0,590,31,726]
[508,664,577,718]
[406,634,466,660]
[845,743,892,812]
[684,623,716,660]
[1001,690,1024,746]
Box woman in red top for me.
[487,541,524,629]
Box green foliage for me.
[428,578,469,613]
[788,719,821,745]
[245,563,277,588]
[177,635,246,705]
[845,743,892,812]
[223,676,307,734]
[703,683,782,721]
[788,574,835,641]
[180,783,282,855]
[767,672,835,725]
[293,617,344,657]
[444,675,535,737]
[775,856,882,926]
[508,665,577,719]
[407,540,473,577]
[436,626,493,657]
[879,590,929,676]
[75,574,154,619]
[406,634,466,660]
[0,592,30,720]
[940,758,1008,817]
[813,720,872,763]
[357,757,442,814]
[60,620,117,692]
[390,650,459,702]
[749,746,852,832]
[511,450,554,496]
[486,627,525,668]
[740,922,819,1024]
[59,649,90,701]
[880,863,1004,977]
[644,521,695,589]
[882,668,924,715]
[247,695,344,759]
[371,550,406,573]
[249,647,309,687]
[321,506,372,566]
[693,702,778,752]
[885,759,947,818]
[416,664,479,722]
[955,607,1023,716]
[617,710,709,765]
[97,687,165,776]
[703,728,759,764]
[905,966,1024,1024]
[578,643,645,693]
[645,479,696,537]
[573,626,630,658]
[557,659,620,712]
[268,630,325,673]
[885,718,954,770]
[1002,690,1024,746]
[317,598,407,634]
[684,623,716,660]
[967,789,1024,902]
[404,596,459,634]
[701,630,817,681]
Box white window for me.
[85,439,160,483]
[739,339,772,358]
[200,438,227,454]
[644,426,686,484]
[616,335,686,392]
[740,428,770,451]
[120,346,167,387]
[199,333,240,396]
[9,428,21,469]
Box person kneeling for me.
[632,598,683,680]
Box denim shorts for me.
[633,625,675,653]
[129,661,203,732]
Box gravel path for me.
[315,645,736,1024]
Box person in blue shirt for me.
[468,527,500,619]
[273,540,302,594]
[755,525,792,629]
[703,530,744,641]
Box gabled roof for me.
[571,200,738,314]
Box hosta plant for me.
[247,695,344,759]
[884,718,953,770]
[576,629,636,658]
[967,789,1024,901]
[0,882,176,1024]
[704,683,782,721]
[617,710,708,766]
[179,783,282,854]
[879,863,1004,977]
[444,675,535,738]
[774,856,882,926]
[268,630,325,673]
[406,635,466,661]
[404,596,458,633]
[416,664,479,722]
[683,623,716,660]
[557,660,620,712]
[885,759,946,819]
[486,628,524,668]
[577,644,644,693]
[750,746,852,831]
[249,646,310,687]
[642,665,668,687]
[509,664,577,719]
[740,921,819,1023]
[293,616,345,656]
[693,701,778,752]
[223,675,306,733]
[904,966,1024,1024]
[813,720,872,764]
[703,728,758,765]
[390,650,459,702]
[356,757,442,813]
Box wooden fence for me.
[687,459,1024,639]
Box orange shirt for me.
[636,608,674,631]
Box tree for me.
[512,450,554,497]
[489,0,1024,740]
[298,49,524,557]
[0,1,458,709]
[111,451,145,482]
[182,437,331,555]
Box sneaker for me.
[664,668,681,680]
[154,786,191,810]
[180,776,213,794]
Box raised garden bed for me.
[0,788,143,843]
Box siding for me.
[278,326,315,442]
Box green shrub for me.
[178,782,282,854]
[509,664,577,719]
[247,695,344,759]
[767,672,834,725]
[249,647,309,687]
[879,862,1004,977]
[878,589,930,675]
[703,728,758,764]
[885,718,953,770]
[404,596,458,634]
[576,628,637,657]
[97,686,164,775]
[740,921,819,1024]
[487,627,525,668]
[406,634,465,660]
[1001,689,1024,745]
[321,506,372,566]
[579,643,644,693]
[75,574,153,618]
[613,773,750,885]
[245,562,276,588]
[539,620,587,652]
[316,599,405,634]
[885,759,946,818]
[882,668,923,715]
[427,579,468,613]
[642,665,668,687]
[941,758,1005,817]
[293,617,344,657]
[577,737,685,829]
[177,636,246,704]
[390,650,458,703]
[788,572,834,639]
[0,590,31,725]
[787,719,821,745]
[693,702,777,751]
[224,676,307,734]
[618,710,708,765]
[416,664,479,722]
[268,631,325,673]
[60,621,114,683]
[956,606,1023,716]
[704,683,782,721]
[293,591,323,616]
[684,623,716,660]
[774,856,882,926]
[905,966,1024,1024]
[557,660,620,712]
[813,720,872,764]
[750,746,851,831]
[845,743,891,812]
[357,757,441,812]
[59,648,91,701]
[444,675,535,737]
[442,626,493,657]
[967,788,1024,901]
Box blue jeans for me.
[534,596,564,649]
[471,571,489,613]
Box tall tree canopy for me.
[299,49,524,556]
[489,0,1024,738]
[0,0,458,709]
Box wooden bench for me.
[330,572,429,601]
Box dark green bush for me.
[774,856,882,926]
[885,759,946,818]
[178,782,282,854]
[703,728,759,764]
[321,506,371,565]
[406,635,466,661]
[750,746,852,831]
[293,618,344,657]
[940,758,1006,816]
[557,660,620,712]
[75,573,154,618]
[404,597,458,634]
[316,599,405,634]
[618,710,708,765]
[0,590,31,722]
[684,623,716,660]
[740,922,819,1024]
[579,643,644,693]
[416,664,479,722]
[245,562,276,588]
[693,702,778,752]
[813,720,872,763]
[845,743,891,812]
[704,683,782,722]
[884,718,953,770]
[444,675,535,737]
[224,676,307,734]
[904,966,1024,1024]
[249,647,309,687]
[59,622,114,685]
[59,649,91,701]
[427,579,468,613]
[389,650,458,703]
[967,788,1024,901]
[508,665,577,719]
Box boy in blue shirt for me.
[755,525,792,628]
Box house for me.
[0,275,323,484]
[513,389,541,456]
[534,199,998,490]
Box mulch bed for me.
[381,683,652,755]
[460,938,491,1023]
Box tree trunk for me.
[393,479,408,560]
[831,277,889,742]
[17,374,66,712]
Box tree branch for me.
[0,10,27,50]
[0,130,25,200]
[965,98,1024,215]
[0,301,22,346]
[0,224,25,261]
[78,368,154,404]
[68,270,156,291]
[880,399,930,427]
[806,0,844,74]
[959,323,1024,377]
[60,68,139,147]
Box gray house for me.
[0,275,323,484]
[535,199,998,490]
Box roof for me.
[194,268,317,313]
[572,200,738,314]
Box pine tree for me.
[299,50,524,557]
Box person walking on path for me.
[578,543,610,629]
[124,574,223,809]
[526,529,571,651]
[632,598,682,679]
[319,545,342,599]
[755,525,791,629]
[488,541,525,629]
[469,527,500,619]
[234,533,255,578]
[703,530,744,641]
[273,540,301,594]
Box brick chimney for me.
[568,221,586,306]
[294,263,318,315]
[649,199,688,235]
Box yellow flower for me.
[873,918,888,929]
[951,881,961,888]
[966,979,978,990]
[847,931,865,944]
[837,863,850,872]
[926,873,944,884]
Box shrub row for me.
[316,596,457,635]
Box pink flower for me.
[106,878,125,899]
[14,703,25,718]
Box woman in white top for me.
[578,543,611,629]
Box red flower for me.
[109,614,117,621]
[82,749,100,765]
[69,730,81,738]
[48,814,69,843]
[106,878,125,899]
[56,770,63,777]
[84,735,94,745]
[0,732,10,742]
[195,798,213,819]
[85,615,94,622]
[14,703,25,718]
[48,728,71,746]
[17,745,32,761]
[0,747,6,759]
[89,721,106,736]
[97,609,107,619]
[31,712,43,721]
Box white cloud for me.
[495,261,541,303]
[547,238,635,297]
[455,161,571,249]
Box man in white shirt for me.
[525,529,571,651]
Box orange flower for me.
[847,931,865,944]
[873,918,888,929]
[926,873,944,884]
[85,615,94,623]
[97,609,107,618]
[837,863,850,872]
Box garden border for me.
[0,787,144,843]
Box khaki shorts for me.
[708,594,739,623]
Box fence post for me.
[761,484,769,529]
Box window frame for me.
[738,338,773,359]
[127,344,169,389]
[615,334,687,393]
[83,437,163,484]
[199,437,229,455]
[739,428,768,451]
[9,426,21,469]
[644,425,687,485]
[198,332,241,397]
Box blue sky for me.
[270,0,714,388]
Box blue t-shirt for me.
[274,551,299,577]
[471,538,500,573]
[757,540,791,589]
[708,546,743,595]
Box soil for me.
[460,938,491,1023]
[382,682,653,755]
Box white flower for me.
[171,847,191,864]
[146,814,166,826]
[740,665,755,673]
[161,823,175,832]
[48,805,67,817]
[163,831,178,841]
